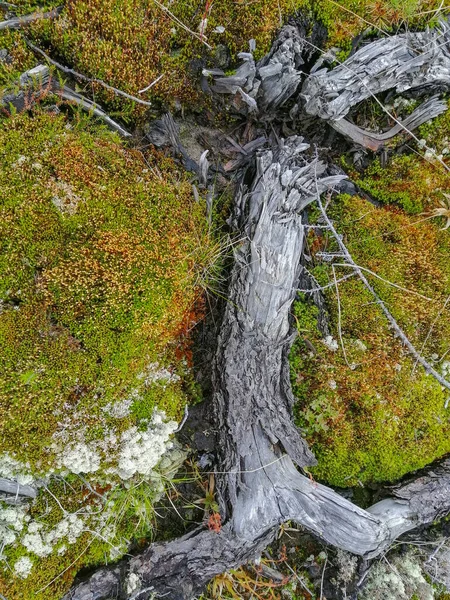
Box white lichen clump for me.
[138,362,181,388]
[360,551,434,600]
[116,411,178,480]
[22,514,85,557]
[54,408,177,479]
[126,572,141,595]
[59,442,102,475]
[0,505,28,546]
[322,335,339,352]
[13,556,33,579]
[0,453,34,485]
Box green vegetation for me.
[1,0,437,119]
[0,110,210,466]
[291,194,450,487]
[0,107,212,597]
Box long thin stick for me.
[314,186,450,392]
[152,0,212,49]
[25,39,152,107]
[0,7,61,30]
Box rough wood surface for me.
[302,18,450,121]
[213,19,450,149]
[0,479,36,502]
[212,24,305,114]
[64,138,450,600]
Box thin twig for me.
[282,561,313,596]
[332,264,351,367]
[138,73,164,94]
[332,263,434,302]
[320,555,328,600]
[313,178,450,393]
[0,6,61,29]
[298,272,356,294]
[152,0,212,49]
[25,39,152,106]
[413,294,450,374]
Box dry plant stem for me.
[0,7,61,30]
[1,65,132,137]
[138,74,164,94]
[152,0,212,49]
[315,192,450,392]
[25,40,153,107]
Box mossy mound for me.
[290,194,450,487]
[6,0,438,118]
[345,103,450,216]
[0,109,210,467]
[0,109,211,597]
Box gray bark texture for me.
[63,137,450,600]
[212,18,450,148]
[302,17,450,120]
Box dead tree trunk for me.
[64,137,450,600]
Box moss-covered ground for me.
[1,0,442,120]
[0,105,213,597]
[291,93,450,486]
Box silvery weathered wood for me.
[212,19,450,149]
[302,18,450,121]
[64,139,450,600]
[331,95,448,151]
[0,478,36,500]
[212,24,305,115]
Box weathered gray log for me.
[1,65,131,137]
[212,19,450,149]
[302,18,450,121]
[0,6,61,30]
[0,478,36,500]
[64,138,450,600]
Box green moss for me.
[351,153,449,215]
[0,107,212,598]
[0,109,211,468]
[305,0,441,52]
[291,194,450,487]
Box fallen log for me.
[64,137,450,600]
